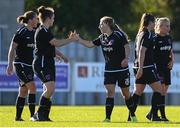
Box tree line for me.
[25,0,180,41]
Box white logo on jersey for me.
[160,46,171,51]
[27,44,34,48]
[103,47,113,52]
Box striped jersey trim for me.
[41,56,44,68]
[17,26,26,34]
[13,62,32,66]
[105,68,128,72]
[133,65,154,69]
[42,26,48,32]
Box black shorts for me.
[134,66,160,85]
[33,56,55,83]
[104,69,130,88]
[157,68,171,85]
[14,63,34,86]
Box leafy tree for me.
[167,0,180,40]
[25,0,180,41]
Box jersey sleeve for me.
[92,37,101,46]
[120,33,128,46]
[141,33,151,48]
[39,29,54,43]
[12,27,27,45]
[114,31,128,46]
[47,31,54,42]
[12,33,22,44]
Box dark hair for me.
[37,6,54,23]
[138,13,155,34]
[17,11,36,24]
[100,16,129,41]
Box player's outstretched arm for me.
[49,37,77,47]
[78,37,95,48]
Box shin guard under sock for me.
[159,95,166,118]
[28,94,36,117]
[105,98,114,120]
[125,97,135,116]
[16,97,25,119]
[151,92,161,119]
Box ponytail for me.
[37,5,54,23]
[17,15,27,24]
[16,11,36,25]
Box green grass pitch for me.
[0,106,180,127]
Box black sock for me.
[125,97,135,116]
[16,97,25,119]
[28,94,36,117]
[47,100,52,119]
[127,93,140,121]
[105,97,114,120]
[159,95,166,118]
[132,93,140,113]
[37,96,50,119]
[151,92,161,118]
[148,107,153,116]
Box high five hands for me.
[68,30,80,42]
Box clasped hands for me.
[68,30,80,42]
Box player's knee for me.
[43,87,55,98]
[122,93,130,100]
[43,91,53,98]
[29,85,36,93]
[134,90,142,96]
[26,82,36,93]
[19,90,28,97]
[106,90,115,97]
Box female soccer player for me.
[73,16,136,122]
[6,11,38,121]
[146,17,174,121]
[131,13,163,121]
[31,6,77,121]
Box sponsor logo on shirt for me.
[160,46,171,51]
[102,39,114,46]
[103,47,113,52]
[27,43,35,48]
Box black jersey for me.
[13,26,35,65]
[34,25,55,57]
[134,29,155,67]
[154,34,172,68]
[92,30,128,71]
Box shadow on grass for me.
[53,120,180,124]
